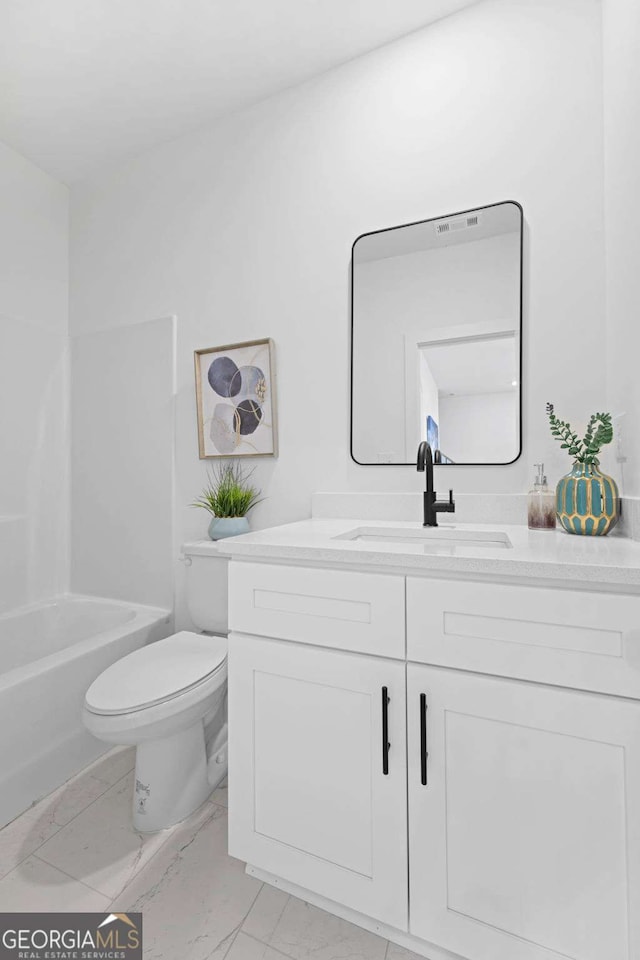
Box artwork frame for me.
[194,338,278,459]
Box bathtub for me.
[0,594,172,829]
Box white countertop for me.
[184,518,640,589]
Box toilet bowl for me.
[84,631,228,831]
[83,546,230,832]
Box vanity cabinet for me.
[228,632,409,930]
[407,664,640,960]
[228,560,640,960]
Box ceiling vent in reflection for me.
[436,214,480,236]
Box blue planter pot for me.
[556,462,619,536]
[208,516,250,540]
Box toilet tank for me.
[182,543,229,635]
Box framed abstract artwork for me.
[194,338,278,458]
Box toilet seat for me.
[85,631,227,716]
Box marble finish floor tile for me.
[242,880,392,960]
[0,855,110,911]
[0,747,135,880]
[226,932,289,959]
[0,753,412,960]
[110,803,262,960]
[242,884,290,942]
[263,895,388,960]
[385,944,425,960]
[211,775,228,807]
[36,771,170,899]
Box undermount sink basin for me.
[334,526,512,550]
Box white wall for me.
[68,0,606,626]
[0,142,69,613]
[439,392,517,464]
[70,317,175,609]
[603,0,640,496]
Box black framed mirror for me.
[350,201,523,466]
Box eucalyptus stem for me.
[546,403,613,465]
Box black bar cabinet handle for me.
[420,693,428,785]
[381,686,390,775]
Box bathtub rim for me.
[0,592,173,693]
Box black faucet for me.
[417,442,455,527]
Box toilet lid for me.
[85,631,227,715]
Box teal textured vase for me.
[208,516,250,540]
[556,462,619,536]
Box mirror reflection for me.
[351,201,522,465]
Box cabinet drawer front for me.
[407,578,640,698]
[230,562,405,657]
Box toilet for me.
[83,547,228,832]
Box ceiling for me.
[0,0,480,184]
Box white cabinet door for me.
[407,664,640,960]
[229,633,408,930]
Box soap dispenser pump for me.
[528,463,556,530]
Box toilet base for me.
[132,721,218,832]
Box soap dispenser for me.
[528,463,556,530]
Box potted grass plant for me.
[192,461,262,540]
[546,403,619,536]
